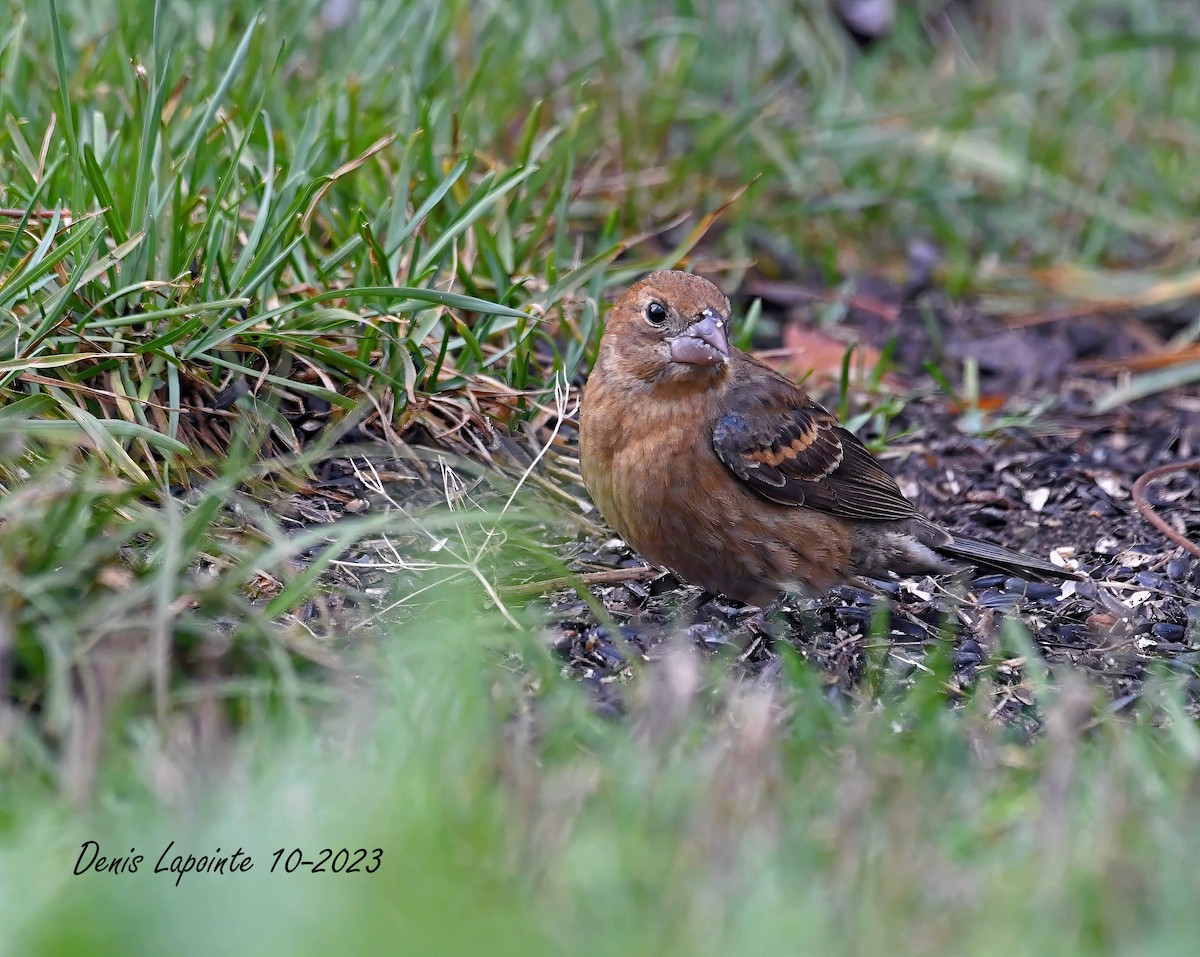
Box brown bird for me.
[578,270,1077,606]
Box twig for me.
[498,566,658,597]
[0,208,67,219]
[1131,458,1200,558]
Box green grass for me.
[5,610,1200,956]
[3,0,1200,953]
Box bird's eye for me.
[644,301,668,325]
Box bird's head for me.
[597,270,732,388]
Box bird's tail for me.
[935,533,1080,582]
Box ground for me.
[320,265,1193,722]
[543,278,1199,718]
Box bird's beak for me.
[668,310,730,367]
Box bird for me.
[578,269,1078,606]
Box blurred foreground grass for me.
[6,602,1200,956]
[3,0,1200,952]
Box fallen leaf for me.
[756,324,886,386]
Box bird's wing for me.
[712,370,919,522]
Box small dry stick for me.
[498,566,659,598]
[1131,458,1200,559]
[0,208,67,219]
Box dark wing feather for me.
[712,371,918,523]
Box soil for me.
[539,273,1200,722]
[279,268,1200,724]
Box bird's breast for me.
[578,385,852,603]
[617,425,723,565]
[581,394,711,551]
